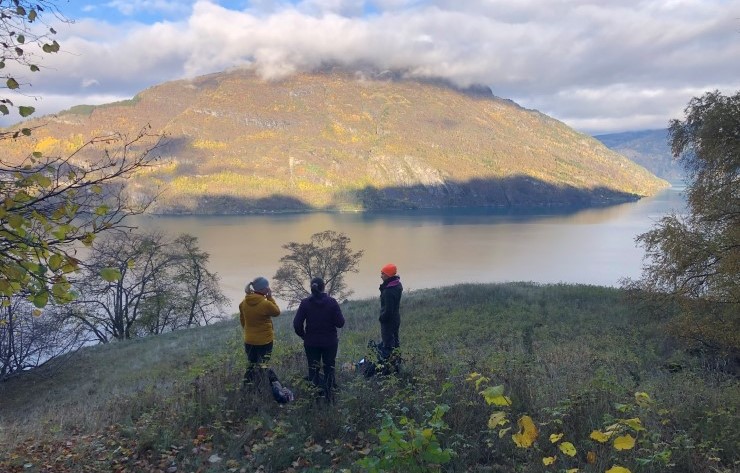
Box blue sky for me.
[4,0,740,134]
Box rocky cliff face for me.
[4,68,669,214]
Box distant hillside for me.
[594,129,684,182]
[2,69,668,214]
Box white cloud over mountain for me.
[5,0,739,134]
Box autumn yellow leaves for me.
[467,372,653,473]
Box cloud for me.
[3,0,739,133]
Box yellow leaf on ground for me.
[488,411,508,428]
[512,415,538,448]
[542,456,556,465]
[621,417,646,431]
[559,441,576,457]
[586,451,597,464]
[566,469,579,473]
[589,430,612,443]
[606,465,632,473]
[613,434,636,451]
[549,433,564,443]
[634,392,651,407]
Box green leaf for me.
[35,174,51,187]
[48,254,64,271]
[81,233,95,246]
[18,106,35,117]
[21,128,31,136]
[30,64,39,72]
[17,34,25,44]
[42,41,60,53]
[481,385,511,406]
[15,47,24,56]
[94,205,109,216]
[31,291,49,309]
[100,267,122,282]
[0,105,8,115]
[6,78,19,89]
[28,9,37,22]
[91,184,103,194]
[7,213,25,229]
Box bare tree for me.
[273,230,364,308]
[58,231,226,342]
[0,295,87,380]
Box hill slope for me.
[594,129,684,182]
[4,69,668,213]
[0,283,736,472]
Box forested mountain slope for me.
[3,69,669,214]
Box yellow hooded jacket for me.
[239,293,281,345]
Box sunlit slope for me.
[3,69,669,213]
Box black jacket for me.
[293,293,345,347]
[379,276,402,325]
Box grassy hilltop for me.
[0,283,737,472]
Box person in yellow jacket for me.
[239,276,280,388]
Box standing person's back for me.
[293,277,345,400]
[239,276,280,389]
[378,263,402,361]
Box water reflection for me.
[132,186,687,313]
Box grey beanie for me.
[249,276,270,293]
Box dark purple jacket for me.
[293,293,345,347]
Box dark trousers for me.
[380,321,400,358]
[243,342,273,388]
[305,343,338,397]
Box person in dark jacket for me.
[378,263,403,361]
[293,277,346,399]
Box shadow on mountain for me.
[348,175,641,211]
[159,194,312,215]
[153,175,642,216]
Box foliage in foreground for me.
[0,283,737,473]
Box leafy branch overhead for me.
[0,128,164,308]
[0,1,65,121]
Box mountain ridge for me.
[3,68,669,214]
[594,128,683,182]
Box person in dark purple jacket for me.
[293,277,345,400]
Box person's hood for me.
[244,293,268,306]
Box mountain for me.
[594,129,684,182]
[3,69,669,214]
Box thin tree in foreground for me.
[273,230,364,308]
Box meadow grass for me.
[0,282,737,472]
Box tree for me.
[59,231,226,342]
[0,1,164,308]
[635,90,739,353]
[1,130,163,309]
[273,230,364,308]
[0,294,87,380]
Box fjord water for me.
[135,185,687,314]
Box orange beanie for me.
[381,263,397,277]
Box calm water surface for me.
[135,186,687,313]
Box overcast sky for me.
[5,0,740,134]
